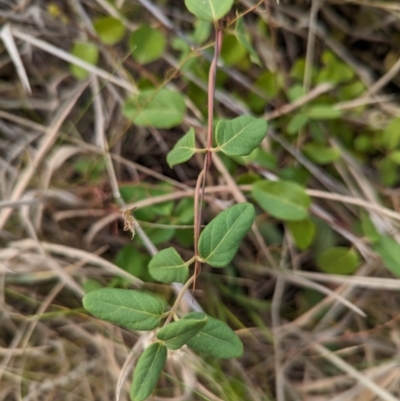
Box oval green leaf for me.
[374,235,400,277]
[306,105,342,120]
[184,312,243,359]
[129,25,166,64]
[123,89,186,129]
[252,180,311,221]
[185,0,233,21]
[316,247,359,274]
[287,113,309,135]
[167,128,196,168]
[83,288,164,330]
[149,247,189,284]
[287,219,316,250]
[70,41,99,80]
[235,17,261,66]
[130,342,167,401]
[216,116,267,156]
[198,203,255,267]
[303,142,341,165]
[156,315,207,350]
[94,16,126,45]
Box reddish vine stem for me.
[193,24,224,286]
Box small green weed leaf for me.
[185,0,233,21]
[248,71,282,112]
[184,312,243,359]
[388,150,400,164]
[316,51,354,85]
[360,213,380,242]
[115,245,152,282]
[306,105,342,120]
[83,288,164,330]
[123,89,186,129]
[378,158,397,186]
[120,183,173,219]
[174,198,194,224]
[374,235,400,277]
[83,279,103,293]
[287,113,309,135]
[316,247,359,274]
[149,247,188,284]
[94,16,126,45]
[235,17,261,66]
[130,342,167,401]
[129,25,166,64]
[167,128,196,168]
[198,203,255,267]
[233,147,277,170]
[382,118,400,150]
[288,84,306,101]
[303,142,341,165]
[70,41,99,80]
[216,116,267,156]
[156,315,207,350]
[287,219,316,250]
[252,180,311,221]
[143,226,176,246]
[221,34,247,67]
[192,20,212,44]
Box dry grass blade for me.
[0,24,31,94]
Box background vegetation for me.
[2,0,400,400]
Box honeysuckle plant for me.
[83,1,269,400]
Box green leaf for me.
[316,247,359,274]
[252,180,311,221]
[378,158,397,186]
[156,316,207,350]
[287,84,306,101]
[216,116,267,156]
[120,183,173,219]
[287,219,316,250]
[198,203,255,267]
[83,288,164,330]
[303,142,341,165]
[287,113,309,135]
[184,312,243,359]
[94,16,126,45]
[115,245,152,282]
[306,105,342,120]
[382,118,400,150]
[388,150,400,164]
[184,0,233,21]
[360,213,380,242]
[374,235,400,277]
[129,25,166,64]
[83,279,103,293]
[123,89,186,129]
[192,20,211,44]
[234,17,261,66]
[174,198,194,224]
[220,34,247,67]
[149,247,189,284]
[167,128,196,168]
[70,41,99,80]
[130,342,167,401]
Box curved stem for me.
[205,26,223,169]
[191,25,224,291]
[164,274,196,326]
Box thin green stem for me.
[164,274,196,326]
